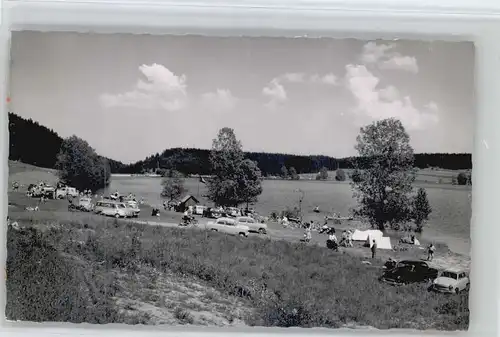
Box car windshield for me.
[118,204,126,208]
[441,272,458,279]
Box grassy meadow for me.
[6,161,471,329]
[7,214,469,329]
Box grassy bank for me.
[7,215,469,330]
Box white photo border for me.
[1,0,499,336]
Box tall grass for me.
[7,216,469,329]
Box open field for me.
[7,212,469,329]
[298,168,465,185]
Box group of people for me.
[182,206,195,223]
[324,228,355,251]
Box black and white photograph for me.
[6,31,473,330]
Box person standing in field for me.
[427,244,436,261]
[371,239,377,259]
[304,224,312,242]
[347,230,354,247]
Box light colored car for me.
[206,217,249,237]
[236,216,267,234]
[431,269,470,294]
[124,200,141,217]
[94,200,130,218]
[56,186,79,199]
[226,207,241,217]
[78,197,94,211]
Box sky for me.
[9,32,475,164]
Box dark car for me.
[379,260,439,285]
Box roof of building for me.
[180,195,199,204]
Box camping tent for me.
[365,235,392,250]
[351,229,383,242]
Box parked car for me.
[206,217,249,237]
[28,184,56,199]
[56,186,79,199]
[236,216,267,234]
[430,269,470,294]
[94,200,130,218]
[124,201,141,217]
[379,260,439,285]
[78,197,94,212]
[226,207,241,217]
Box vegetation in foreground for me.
[7,216,469,330]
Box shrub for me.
[335,169,346,181]
[457,172,471,186]
[317,167,329,181]
[281,207,300,219]
[289,167,300,181]
[6,226,120,323]
[456,172,468,185]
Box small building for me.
[176,195,199,212]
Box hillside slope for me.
[8,112,125,173]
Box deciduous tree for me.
[413,187,432,233]
[289,167,300,180]
[351,118,416,231]
[207,127,263,207]
[335,169,346,181]
[55,136,111,192]
[161,170,187,202]
[316,167,329,180]
[281,165,289,179]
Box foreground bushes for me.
[6,226,120,323]
[7,217,469,329]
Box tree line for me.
[120,149,472,176]
[9,112,472,176]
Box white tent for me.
[365,235,392,250]
[351,229,383,242]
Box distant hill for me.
[8,112,472,176]
[8,112,126,173]
[119,148,472,177]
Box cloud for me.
[263,79,287,108]
[280,72,338,85]
[380,55,419,73]
[201,88,238,112]
[345,64,439,130]
[262,72,338,108]
[360,41,419,73]
[282,73,306,83]
[360,42,395,64]
[310,73,338,85]
[100,63,188,111]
